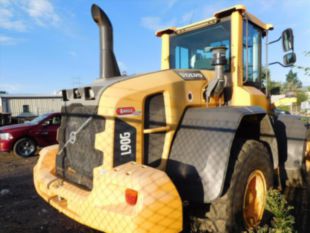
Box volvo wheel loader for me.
[34,4,309,233]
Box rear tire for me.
[192,140,274,233]
[13,138,36,158]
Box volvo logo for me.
[176,71,206,80]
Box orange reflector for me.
[125,189,138,205]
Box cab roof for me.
[156,4,273,37]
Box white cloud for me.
[181,11,194,24]
[0,0,12,6]
[0,83,23,92]
[141,16,176,31]
[0,0,11,5]
[0,8,27,31]
[0,0,60,31]
[22,0,60,26]
[166,0,178,9]
[202,3,227,18]
[0,35,17,45]
[282,0,310,8]
[246,0,310,14]
[255,0,277,11]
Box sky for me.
[0,0,309,94]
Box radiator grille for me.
[56,104,105,190]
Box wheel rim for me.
[243,170,267,228]
[17,140,35,156]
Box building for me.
[271,94,298,114]
[301,101,310,113]
[0,94,63,117]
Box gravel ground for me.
[0,152,99,233]
[0,152,309,233]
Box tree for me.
[282,69,302,93]
[261,67,282,94]
[296,91,308,105]
[295,51,310,77]
[281,69,307,109]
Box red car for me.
[0,112,61,157]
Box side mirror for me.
[282,28,294,52]
[283,52,296,66]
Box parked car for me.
[0,112,61,157]
[274,108,291,115]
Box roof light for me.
[61,90,68,101]
[85,87,95,100]
[73,88,81,99]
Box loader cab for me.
[157,5,274,110]
[168,18,231,71]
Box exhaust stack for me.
[91,4,120,79]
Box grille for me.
[56,104,105,190]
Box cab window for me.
[243,20,262,84]
[170,19,231,71]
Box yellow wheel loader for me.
[34,4,309,233]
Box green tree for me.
[296,91,308,105]
[295,51,310,77]
[282,69,302,93]
[261,67,282,93]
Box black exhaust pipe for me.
[91,4,120,79]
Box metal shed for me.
[0,94,63,117]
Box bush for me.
[247,189,296,233]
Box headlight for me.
[0,133,13,140]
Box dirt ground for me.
[0,152,100,233]
[0,152,309,233]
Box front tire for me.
[193,140,274,232]
[13,138,36,157]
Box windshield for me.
[29,113,50,124]
[170,19,231,71]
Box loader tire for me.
[192,140,274,233]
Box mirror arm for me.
[268,61,292,68]
[268,36,282,45]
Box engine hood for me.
[60,69,215,107]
